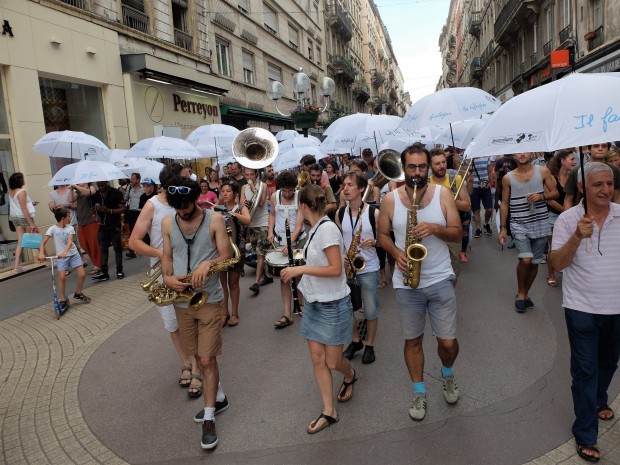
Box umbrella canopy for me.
[48,160,127,186]
[185,124,239,160]
[464,73,620,158]
[33,131,110,161]
[322,128,413,156]
[279,137,321,151]
[275,129,301,141]
[273,146,326,171]
[121,160,165,184]
[323,113,402,137]
[398,87,500,132]
[126,136,203,160]
[434,119,489,149]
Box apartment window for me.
[288,24,299,50]
[242,50,255,85]
[238,0,249,12]
[316,46,321,65]
[264,3,278,34]
[312,2,319,23]
[267,63,283,83]
[521,34,525,63]
[216,40,231,76]
[545,7,553,42]
[172,0,191,51]
[308,39,314,61]
[121,0,149,33]
[533,22,538,51]
[592,0,602,28]
[563,0,570,27]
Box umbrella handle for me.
[579,147,588,215]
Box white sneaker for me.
[442,375,459,405]
[408,393,427,421]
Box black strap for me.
[304,219,330,260]
[348,203,362,232]
[175,209,206,274]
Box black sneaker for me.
[484,224,492,236]
[249,283,260,294]
[473,229,482,238]
[343,340,364,360]
[126,251,137,259]
[116,271,125,280]
[362,346,376,364]
[194,398,229,423]
[91,272,110,282]
[258,276,274,286]
[201,420,218,450]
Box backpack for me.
[337,204,377,239]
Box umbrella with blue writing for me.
[47,160,128,186]
[33,130,110,161]
[126,136,202,160]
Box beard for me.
[311,179,321,185]
[179,205,197,221]
[406,175,428,189]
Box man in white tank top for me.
[378,144,462,422]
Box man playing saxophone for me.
[335,172,381,365]
[378,144,461,422]
[161,176,234,450]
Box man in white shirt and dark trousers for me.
[124,173,144,259]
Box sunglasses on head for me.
[168,186,191,195]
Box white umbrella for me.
[464,73,620,159]
[434,119,489,149]
[33,130,110,161]
[275,129,301,141]
[47,160,127,186]
[398,87,500,132]
[185,124,239,160]
[322,128,412,156]
[126,136,202,160]
[323,113,402,137]
[121,160,165,184]
[279,137,321,151]
[273,146,326,171]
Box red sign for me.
[551,50,570,69]
[540,65,552,80]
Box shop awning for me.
[220,105,292,122]
[121,53,230,95]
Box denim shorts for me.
[357,270,380,320]
[470,187,493,211]
[300,295,353,346]
[512,233,548,263]
[395,278,457,340]
[57,253,83,272]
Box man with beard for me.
[264,165,277,202]
[228,162,247,188]
[498,152,558,313]
[308,164,338,214]
[378,144,461,421]
[161,176,233,450]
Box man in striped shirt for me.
[497,152,558,313]
[550,162,620,463]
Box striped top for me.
[507,165,550,239]
[551,202,620,315]
[472,157,494,188]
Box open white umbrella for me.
[323,113,402,137]
[48,160,127,186]
[399,87,500,133]
[126,136,202,160]
[275,129,301,141]
[120,160,165,184]
[273,146,326,171]
[185,124,239,160]
[33,130,110,161]
[279,137,321,151]
[322,128,412,156]
[434,119,489,149]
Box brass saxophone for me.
[403,181,428,288]
[142,222,241,309]
[345,204,366,280]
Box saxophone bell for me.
[352,256,366,272]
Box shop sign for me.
[540,65,552,80]
[589,57,620,74]
[551,50,570,69]
[172,94,219,118]
[2,20,13,37]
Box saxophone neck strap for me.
[348,202,364,231]
[175,209,206,275]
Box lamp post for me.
[266,68,335,137]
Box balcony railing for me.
[470,57,482,78]
[480,40,495,68]
[59,0,87,10]
[468,11,481,37]
[371,70,386,87]
[352,81,370,101]
[174,28,192,51]
[494,0,538,45]
[324,1,353,42]
[122,4,149,33]
[543,40,552,57]
[530,51,538,67]
[559,24,571,44]
[590,26,604,50]
[329,55,357,82]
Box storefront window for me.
[0,76,14,217]
[39,77,108,174]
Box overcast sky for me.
[376,0,451,105]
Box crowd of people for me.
[6,139,620,462]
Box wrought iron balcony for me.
[324,1,353,42]
[559,24,572,44]
[122,4,149,33]
[371,70,386,87]
[530,51,538,67]
[59,0,87,10]
[352,81,370,102]
[329,55,357,83]
[494,0,539,46]
[468,11,481,38]
[174,28,192,51]
[480,40,495,69]
[470,57,482,80]
[543,40,552,57]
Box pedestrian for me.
[377,143,462,421]
[37,207,91,314]
[124,173,144,258]
[471,156,495,238]
[49,185,84,266]
[280,184,357,434]
[326,160,342,202]
[550,162,620,463]
[197,179,218,210]
[8,172,38,273]
[91,181,125,281]
[497,152,558,312]
[72,183,101,275]
[139,178,157,209]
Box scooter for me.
[47,256,68,320]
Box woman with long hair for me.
[217,179,250,327]
[325,160,342,201]
[197,179,218,210]
[280,184,357,434]
[8,172,38,273]
[208,167,220,198]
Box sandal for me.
[275,315,294,329]
[547,277,557,287]
[73,293,91,303]
[222,314,230,328]
[307,413,339,434]
[187,373,203,398]
[228,315,239,327]
[179,365,192,388]
[576,444,600,463]
[598,405,615,421]
[337,369,357,402]
[378,280,388,289]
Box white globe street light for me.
[266,68,335,117]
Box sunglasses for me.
[167,186,191,195]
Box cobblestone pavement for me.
[1,272,619,465]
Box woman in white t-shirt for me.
[280,184,357,435]
[8,172,38,273]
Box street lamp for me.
[266,68,335,136]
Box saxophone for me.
[345,204,366,280]
[142,221,241,309]
[403,181,428,288]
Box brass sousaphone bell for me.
[362,149,406,202]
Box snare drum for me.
[265,249,306,277]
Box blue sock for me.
[441,366,454,378]
[413,382,426,395]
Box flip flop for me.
[228,316,239,327]
[598,405,615,421]
[378,280,388,289]
[307,413,339,434]
[337,369,358,402]
[576,445,600,463]
[547,277,557,287]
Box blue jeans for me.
[564,308,620,445]
[357,270,380,320]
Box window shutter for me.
[242,50,254,70]
[264,4,277,30]
[268,63,281,82]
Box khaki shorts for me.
[174,300,224,358]
[248,226,269,256]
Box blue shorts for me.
[471,187,493,211]
[300,295,353,346]
[57,253,83,272]
[395,278,457,340]
[512,233,548,263]
[357,270,380,320]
